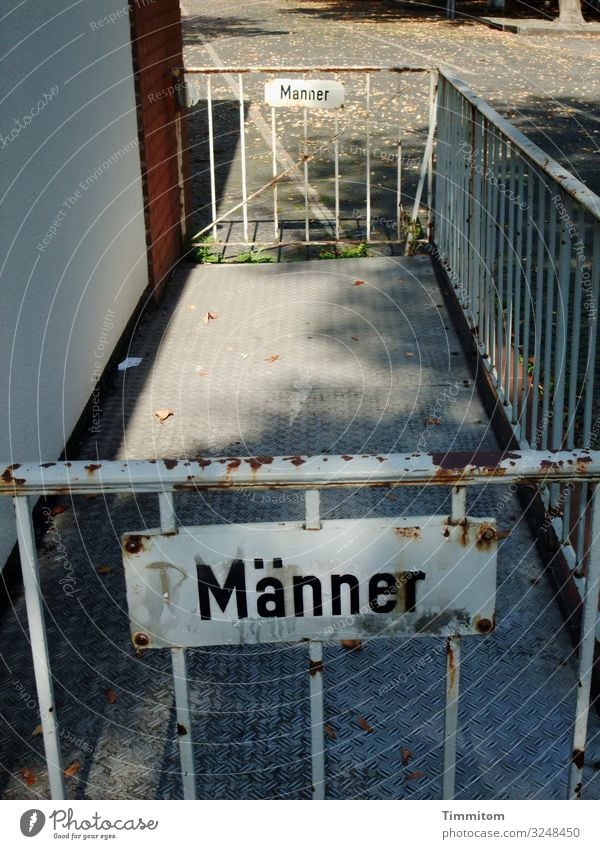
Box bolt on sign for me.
[264,79,345,109]
[122,516,497,648]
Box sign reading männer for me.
[122,516,497,648]
[265,78,345,109]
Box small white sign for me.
[122,516,497,648]
[265,78,344,109]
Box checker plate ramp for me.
[1,257,599,800]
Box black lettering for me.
[256,577,285,617]
[316,91,324,101]
[196,559,248,620]
[404,571,426,612]
[331,574,360,615]
[281,84,291,98]
[293,576,323,617]
[369,573,396,613]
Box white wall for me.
[0,1,149,566]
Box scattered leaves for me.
[50,505,67,517]
[104,688,117,704]
[353,279,366,287]
[385,493,398,501]
[264,354,280,364]
[20,767,35,786]
[154,409,174,424]
[341,639,361,651]
[64,761,81,778]
[401,748,412,766]
[324,724,337,741]
[357,716,374,733]
[32,724,43,737]
[225,346,234,352]
[405,770,426,782]
[405,352,415,357]
[350,336,359,341]
[186,304,197,310]
[96,565,112,576]
[424,417,442,426]
[202,311,219,324]
[195,367,209,377]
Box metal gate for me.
[3,66,600,802]
[3,451,600,800]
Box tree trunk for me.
[557,0,585,23]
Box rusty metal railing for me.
[3,449,600,801]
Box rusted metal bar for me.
[176,65,432,75]
[443,635,461,799]
[308,641,325,800]
[3,451,600,496]
[568,485,600,798]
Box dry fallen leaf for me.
[341,639,361,651]
[96,565,112,575]
[20,767,35,786]
[50,505,67,516]
[64,761,81,778]
[104,688,117,704]
[424,417,442,426]
[353,279,366,287]
[405,352,415,357]
[154,409,174,424]
[351,336,359,341]
[401,748,412,766]
[195,367,209,377]
[264,354,280,364]
[202,311,218,324]
[225,346,234,352]
[186,304,197,310]
[385,493,398,501]
[357,716,374,733]
[31,724,43,737]
[405,770,426,781]
[324,724,337,741]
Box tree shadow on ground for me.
[183,14,290,46]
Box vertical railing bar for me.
[541,200,558,451]
[530,174,546,447]
[442,635,461,800]
[271,104,279,240]
[503,146,516,406]
[519,164,534,441]
[566,206,585,449]
[511,156,524,423]
[366,72,371,242]
[426,69,436,242]
[396,73,403,241]
[496,135,507,395]
[206,76,218,242]
[309,641,325,800]
[14,495,66,800]
[238,75,248,243]
[451,485,467,523]
[551,193,571,454]
[334,72,340,242]
[158,491,197,800]
[305,489,321,531]
[567,484,600,799]
[410,71,438,244]
[303,104,309,243]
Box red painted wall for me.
[129,0,190,295]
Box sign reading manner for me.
[265,78,345,109]
[122,516,497,648]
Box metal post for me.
[305,489,321,531]
[159,492,197,800]
[303,101,310,243]
[334,73,340,242]
[567,484,600,799]
[309,640,325,800]
[530,175,545,447]
[238,75,249,244]
[14,496,66,799]
[443,635,461,799]
[365,73,371,242]
[271,105,279,241]
[451,485,467,523]
[396,74,403,241]
[206,76,218,241]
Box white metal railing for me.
[174,65,437,251]
[435,70,600,587]
[2,449,600,801]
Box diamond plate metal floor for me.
[2,256,600,800]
